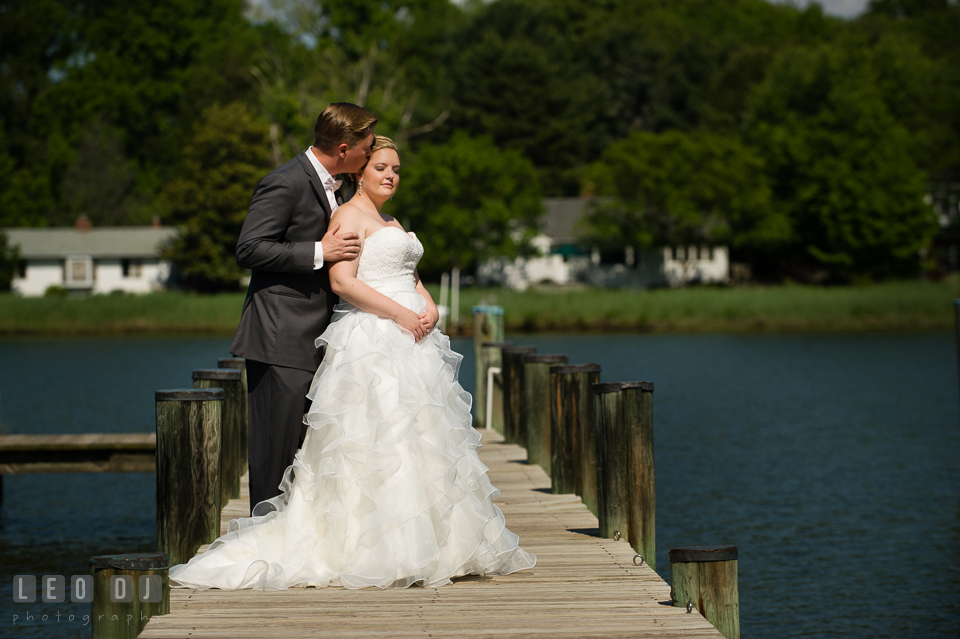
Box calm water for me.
[1,333,958,638]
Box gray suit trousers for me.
[246,360,314,515]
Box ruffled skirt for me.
[169,282,536,590]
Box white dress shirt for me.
[305,147,341,269]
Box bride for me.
[169,136,536,590]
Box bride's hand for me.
[394,308,427,342]
[417,310,437,332]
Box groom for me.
[231,103,378,514]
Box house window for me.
[708,246,715,261]
[122,259,143,278]
[17,260,26,279]
[65,255,93,288]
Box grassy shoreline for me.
[1,279,957,337]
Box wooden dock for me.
[0,433,155,474]
[140,429,724,639]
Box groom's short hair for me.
[314,103,378,153]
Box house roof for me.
[541,197,606,245]
[3,227,178,259]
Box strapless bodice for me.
[356,226,423,292]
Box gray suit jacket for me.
[230,152,339,372]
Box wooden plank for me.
[0,434,156,474]
[0,457,155,474]
[140,429,724,639]
[0,433,156,450]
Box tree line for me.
[0,0,956,290]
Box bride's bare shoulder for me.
[330,202,367,232]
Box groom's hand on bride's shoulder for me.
[322,222,361,263]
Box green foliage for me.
[451,0,605,194]
[57,120,157,226]
[0,0,257,226]
[0,231,19,292]
[0,0,956,283]
[583,131,788,251]
[389,132,543,277]
[248,0,460,163]
[745,43,939,278]
[162,102,274,291]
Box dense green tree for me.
[582,130,787,253]
[744,44,939,278]
[389,132,543,277]
[162,102,274,291]
[34,0,257,166]
[451,0,605,194]
[0,0,259,226]
[56,120,157,226]
[860,0,960,180]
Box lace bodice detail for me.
[356,226,423,290]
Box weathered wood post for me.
[523,354,568,473]
[481,341,511,435]
[472,305,504,430]
[217,357,248,477]
[592,383,630,540]
[91,552,169,639]
[501,345,536,446]
[193,368,242,505]
[623,381,655,568]
[592,381,656,560]
[549,364,601,515]
[669,545,740,639]
[155,388,222,568]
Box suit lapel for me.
[297,152,332,224]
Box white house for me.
[4,217,177,296]
[477,197,729,290]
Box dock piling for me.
[550,364,601,515]
[193,368,243,503]
[471,306,504,430]
[481,341,511,435]
[155,388,222,568]
[217,357,248,477]
[592,381,656,560]
[669,545,740,639]
[593,383,631,540]
[91,552,169,639]
[501,346,537,446]
[523,354,568,473]
[622,381,656,568]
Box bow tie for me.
[324,177,343,191]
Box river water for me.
[1,333,957,638]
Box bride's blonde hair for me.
[370,135,398,155]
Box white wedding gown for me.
[169,226,536,590]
